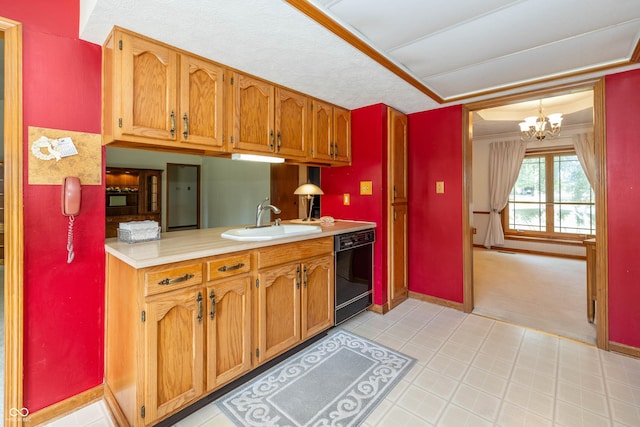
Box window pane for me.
[554,155,593,203]
[554,203,596,234]
[508,156,545,231]
[510,202,545,231]
[512,157,545,202]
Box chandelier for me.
[518,100,563,141]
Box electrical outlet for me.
[343,193,351,205]
[436,181,445,194]
[360,181,372,195]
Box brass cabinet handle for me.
[217,263,245,272]
[303,265,308,288]
[269,130,275,151]
[170,110,176,137]
[183,113,189,139]
[158,273,194,285]
[296,265,301,289]
[330,142,334,157]
[335,143,339,157]
[277,131,282,152]
[209,290,216,320]
[197,292,203,323]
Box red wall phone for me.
[62,176,81,216]
[62,177,81,263]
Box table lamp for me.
[294,183,324,221]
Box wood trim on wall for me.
[462,107,473,313]
[593,78,609,350]
[408,291,464,312]
[26,385,105,426]
[609,342,640,359]
[1,16,25,427]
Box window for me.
[504,149,595,238]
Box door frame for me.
[166,163,201,230]
[2,16,25,422]
[463,78,608,349]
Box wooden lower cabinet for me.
[144,288,204,422]
[206,276,253,391]
[301,255,334,340]
[105,238,334,426]
[255,238,334,365]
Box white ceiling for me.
[79,0,640,115]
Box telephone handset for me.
[62,176,81,216]
[62,177,81,263]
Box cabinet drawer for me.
[206,252,251,281]
[257,237,333,269]
[144,262,203,296]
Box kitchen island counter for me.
[105,220,375,268]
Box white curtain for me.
[573,132,595,190]
[484,140,527,248]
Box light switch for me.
[360,181,373,195]
[343,193,351,205]
[436,181,445,194]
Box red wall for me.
[321,104,388,305]
[605,69,640,348]
[1,0,105,411]
[407,106,464,303]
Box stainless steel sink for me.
[221,224,322,241]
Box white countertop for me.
[105,220,376,268]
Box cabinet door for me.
[231,73,275,153]
[144,288,204,423]
[119,32,178,141]
[206,277,252,391]
[388,107,408,203]
[180,55,225,149]
[301,255,334,340]
[310,99,333,162]
[256,263,301,363]
[389,203,408,308]
[275,88,308,159]
[332,106,351,165]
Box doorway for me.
[463,79,609,349]
[166,163,201,231]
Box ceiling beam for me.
[631,38,640,63]
[284,0,445,104]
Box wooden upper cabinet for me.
[333,106,351,165]
[310,99,351,166]
[180,54,225,148]
[119,31,179,141]
[275,88,308,159]
[310,99,333,162]
[231,73,275,154]
[389,107,408,203]
[103,27,348,163]
[104,28,226,152]
[230,74,308,159]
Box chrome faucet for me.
[255,197,281,227]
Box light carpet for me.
[217,330,415,427]
[473,248,596,344]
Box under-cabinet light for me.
[231,153,285,163]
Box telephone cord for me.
[67,215,75,263]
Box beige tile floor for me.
[45,299,640,426]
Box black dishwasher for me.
[334,229,375,325]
